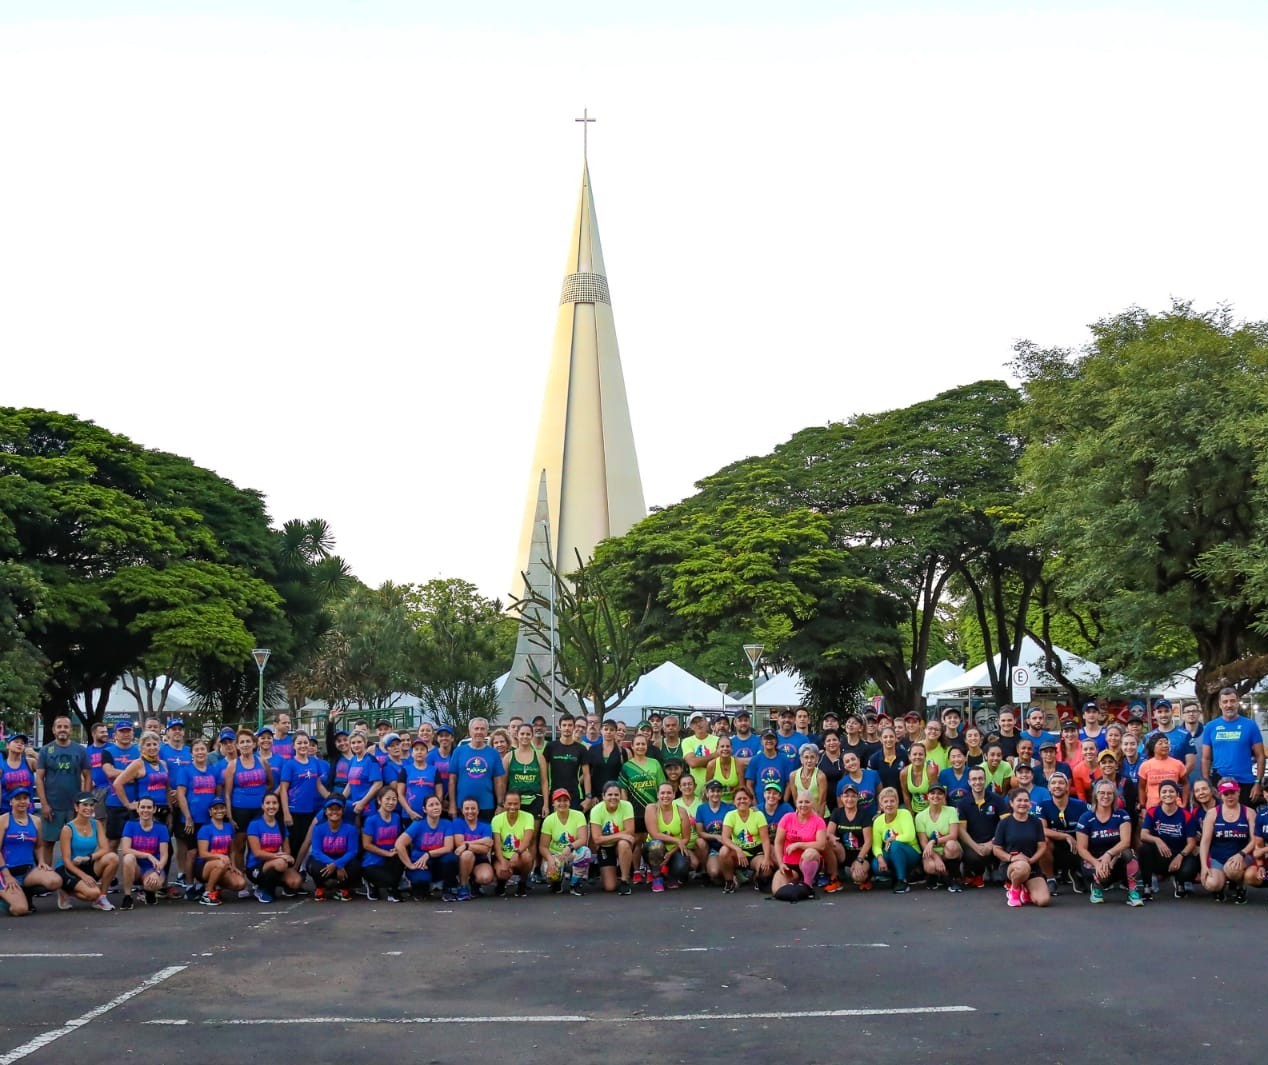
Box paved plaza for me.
[0,886,1252,1064]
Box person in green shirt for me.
[538,789,591,896]
[914,783,963,891]
[618,733,665,885]
[872,786,920,893]
[503,725,549,820]
[682,713,720,792]
[491,791,537,897]
[981,744,1013,795]
[588,782,636,894]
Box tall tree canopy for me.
[1014,302,1268,708]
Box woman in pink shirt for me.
[1137,734,1189,808]
[772,791,827,894]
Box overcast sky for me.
[4,1,1266,604]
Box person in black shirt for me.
[824,783,872,892]
[841,713,878,766]
[546,715,589,806]
[991,789,1051,907]
[584,720,627,813]
[940,707,968,753]
[988,707,1020,761]
[956,766,1006,887]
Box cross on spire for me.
[575,108,596,162]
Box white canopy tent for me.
[736,670,809,709]
[930,636,1100,697]
[921,659,964,700]
[604,662,734,724]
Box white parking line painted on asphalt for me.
[0,965,187,1065]
[0,953,105,958]
[142,1005,974,1028]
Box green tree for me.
[1014,302,1268,709]
[0,409,287,733]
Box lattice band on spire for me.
[559,272,610,305]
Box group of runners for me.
[2,686,1265,913]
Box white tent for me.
[738,669,809,709]
[604,662,733,724]
[930,636,1100,696]
[921,660,964,698]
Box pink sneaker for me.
[1005,886,1023,907]
[1019,885,1032,906]
[651,877,665,893]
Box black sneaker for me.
[121,895,134,910]
[143,891,157,906]
[1174,878,1186,899]
[494,881,507,897]
[1046,877,1059,897]
[947,881,964,894]
[1214,889,1226,903]
[1234,886,1249,905]
[892,881,910,894]
[516,879,529,897]
[618,879,633,896]
[366,886,381,902]
[569,879,588,896]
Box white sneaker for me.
[238,887,252,899]
[57,891,73,911]
[93,896,115,911]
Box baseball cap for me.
[383,732,401,745]
[1014,762,1034,773]
[705,779,723,791]
[112,722,135,733]
[333,728,350,738]
[1082,700,1099,711]
[926,782,946,794]
[764,782,783,793]
[255,725,274,736]
[411,737,427,747]
[1218,779,1240,794]
[551,788,572,801]
[435,724,454,735]
[838,781,859,793]
[7,733,28,744]
[734,708,751,718]
[1038,739,1058,751]
[74,791,96,804]
[208,796,228,808]
[1153,698,1172,709]
[761,729,777,740]
[166,718,185,728]
[324,797,346,810]
[661,757,686,769]
[1046,770,1068,783]
[687,711,707,724]
[903,711,922,722]
[218,727,237,741]
[7,787,31,799]
[1060,720,1079,731]
[1097,750,1118,763]
[822,710,840,721]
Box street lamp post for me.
[252,648,271,731]
[742,644,764,729]
[719,682,729,719]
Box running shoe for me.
[314,888,327,902]
[385,891,402,904]
[947,880,964,894]
[120,894,135,910]
[568,879,587,897]
[1213,889,1226,903]
[57,891,73,911]
[455,885,472,902]
[143,891,158,906]
[1173,878,1187,899]
[666,879,680,890]
[1126,890,1144,907]
[338,888,353,902]
[823,878,844,894]
[238,887,252,899]
[494,881,507,897]
[1233,886,1249,905]
[1046,877,1059,896]
[1090,885,1105,904]
[366,886,381,901]
[253,888,275,904]
[355,882,372,898]
[814,872,829,888]
[441,889,459,903]
[722,879,736,894]
[1005,886,1023,907]
[651,876,665,893]
[516,879,530,898]
[1018,885,1032,906]
[892,880,910,894]
[632,870,645,885]
[93,895,116,911]
[184,884,203,902]
[617,879,633,896]
[966,874,985,889]
[199,891,222,907]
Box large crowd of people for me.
[1,687,1264,914]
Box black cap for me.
[838,782,859,794]
[761,729,777,740]
[734,708,751,718]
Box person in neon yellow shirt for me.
[491,791,537,898]
[720,788,773,893]
[914,783,963,890]
[872,786,920,893]
[538,789,591,896]
[682,713,720,792]
[588,782,636,895]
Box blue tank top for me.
[56,820,98,867]
[3,813,39,867]
[137,759,170,803]
[230,757,269,808]
[1210,806,1251,863]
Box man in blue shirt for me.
[449,717,506,821]
[1201,687,1265,807]
[745,731,794,796]
[773,710,807,763]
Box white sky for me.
[4,1,1266,604]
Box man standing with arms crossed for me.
[36,715,90,864]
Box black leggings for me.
[362,857,404,892]
[1138,841,1200,884]
[1049,839,1081,879]
[961,845,998,877]
[305,857,362,889]
[249,862,284,895]
[288,813,315,856]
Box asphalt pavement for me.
[0,882,1255,1064]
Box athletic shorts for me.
[40,809,73,843]
[522,796,543,819]
[232,807,262,834]
[58,867,83,891]
[596,845,618,868]
[193,856,223,881]
[9,864,33,886]
[105,806,134,840]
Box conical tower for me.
[498,155,646,721]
